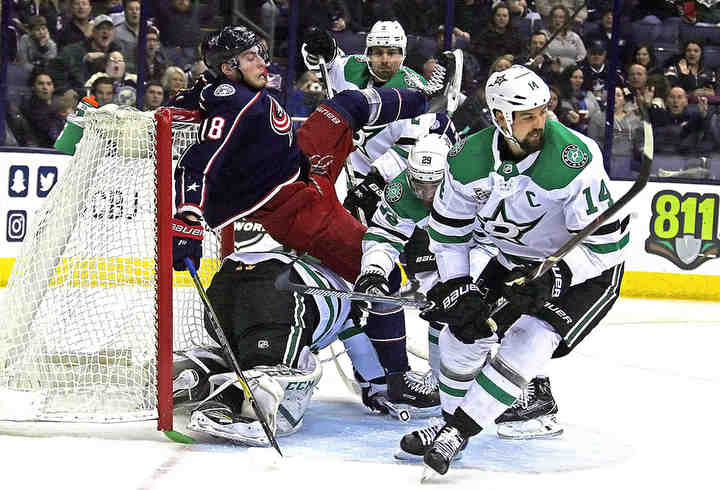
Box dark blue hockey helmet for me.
[203,25,268,72]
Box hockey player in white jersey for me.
[401,65,628,477]
[359,133,560,442]
[172,252,389,446]
[302,20,462,202]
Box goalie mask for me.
[486,64,551,141]
[407,133,450,204]
[203,25,269,74]
[364,20,407,82]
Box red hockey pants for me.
[248,104,366,282]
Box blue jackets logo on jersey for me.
[268,95,291,135]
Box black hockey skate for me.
[396,417,467,461]
[422,424,468,480]
[387,371,441,419]
[494,376,563,439]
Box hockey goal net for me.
[0,107,231,429]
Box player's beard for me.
[518,129,544,153]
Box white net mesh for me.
[0,107,220,423]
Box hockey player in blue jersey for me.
[170,25,463,415]
[171,25,460,281]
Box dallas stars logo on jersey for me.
[479,199,543,246]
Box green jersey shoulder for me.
[383,171,429,225]
[446,120,598,190]
[526,120,596,190]
[340,55,426,89]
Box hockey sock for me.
[366,310,409,374]
[325,88,428,131]
[438,327,495,415]
[428,322,443,379]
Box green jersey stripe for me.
[583,233,629,254]
[363,232,404,252]
[296,262,337,344]
[428,226,473,244]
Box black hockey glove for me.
[171,213,204,271]
[354,266,391,296]
[403,229,436,277]
[343,169,385,221]
[421,277,492,343]
[304,26,337,65]
[501,261,573,314]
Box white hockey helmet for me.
[485,64,551,140]
[365,20,407,80]
[407,133,450,203]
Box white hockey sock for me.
[427,322,443,380]
[459,315,561,428]
[437,327,496,415]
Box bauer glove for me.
[171,213,204,271]
[343,169,385,221]
[421,277,492,344]
[501,261,572,314]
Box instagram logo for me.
[7,210,27,242]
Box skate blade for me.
[394,449,423,461]
[496,416,564,440]
[421,465,441,483]
[384,401,441,422]
[394,448,465,462]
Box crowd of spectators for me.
[3,0,720,181]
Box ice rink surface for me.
[1,297,718,490]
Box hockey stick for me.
[489,98,654,316]
[274,267,433,309]
[184,258,283,457]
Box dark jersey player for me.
[171,25,459,281]
[170,25,462,415]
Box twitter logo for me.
[9,165,28,197]
[37,166,58,197]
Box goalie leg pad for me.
[172,347,228,407]
[251,347,323,436]
[188,369,284,446]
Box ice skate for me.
[395,417,467,461]
[422,424,467,480]
[386,371,441,419]
[495,376,563,440]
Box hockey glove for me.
[343,169,385,221]
[171,213,204,271]
[403,229,436,276]
[304,26,338,65]
[354,266,391,296]
[421,277,492,343]
[502,261,573,314]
